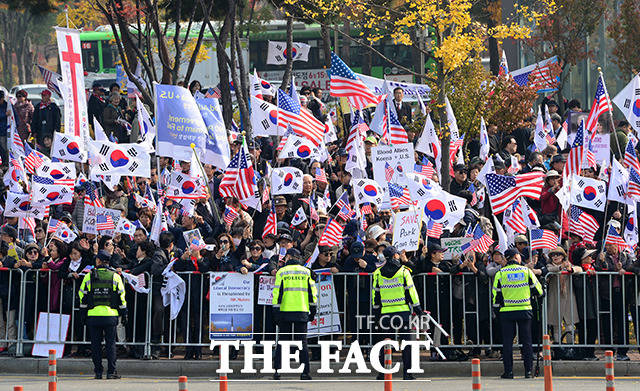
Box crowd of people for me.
[0,77,639,365]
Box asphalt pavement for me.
[3,376,640,391]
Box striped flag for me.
[569,205,599,242]
[530,228,559,250]
[219,138,258,201]
[414,161,435,178]
[329,52,379,110]
[604,225,632,253]
[427,218,443,239]
[318,218,344,247]
[628,167,640,199]
[23,143,47,174]
[262,203,277,239]
[223,205,239,228]
[96,214,115,231]
[565,119,585,178]
[460,224,494,254]
[277,88,324,146]
[585,74,613,133]
[388,183,412,209]
[486,171,545,214]
[346,110,368,153]
[83,180,104,208]
[623,136,640,174]
[36,65,62,96]
[504,199,527,233]
[385,162,395,182]
[386,99,409,145]
[360,202,373,216]
[315,167,328,184]
[47,218,63,233]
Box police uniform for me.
[371,246,422,380]
[272,249,318,380]
[78,264,127,379]
[492,249,543,379]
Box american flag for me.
[387,99,409,145]
[337,206,356,222]
[449,136,464,176]
[485,172,545,214]
[468,182,478,206]
[23,143,47,174]
[360,202,373,216]
[569,205,599,242]
[414,162,435,178]
[461,224,494,254]
[329,52,379,110]
[47,218,63,233]
[565,120,585,178]
[388,183,412,209]
[277,89,324,146]
[623,137,640,173]
[346,110,367,153]
[333,191,352,218]
[219,139,258,201]
[318,218,344,247]
[427,218,443,239]
[96,214,115,231]
[504,199,527,233]
[36,65,62,96]
[604,225,632,253]
[83,181,104,208]
[223,205,239,228]
[628,167,640,199]
[583,129,598,169]
[262,203,277,239]
[315,167,328,183]
[511,57,558,92]
[19,217,36,238]
[530,228,559,250]
[385,162,395,182]
[585,75,612,132]
[205,86,221,99]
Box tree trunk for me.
[362,30,372,75]
[216,13,234,128]
[320,23,331,68]
[437,66,451,190]
[280,16,294,89]
[341,21,350,64]
[228,1,250,137]
[487,18,499,75]
[23,37,34,84]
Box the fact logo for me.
[209,340,431,374]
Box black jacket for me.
[31,102,61,142]
[393,101,412,127]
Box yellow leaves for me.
[56,1,105,30]
[183,38,211,64]
[434,33,483,72]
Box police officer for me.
[493,248,543,379]
[372,246,423,380]
[78,250,127,379]
[272,248,318,380]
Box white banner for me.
[307,269,341,337]
[441,237,472,260]
[82,206,121,236]
[267,41,311,65]
[257,275,276,305]
[356,73,431,99]
[55,28,89,139]
[209,273,254,340]
[392,209,421,252]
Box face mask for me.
[378,254,386,263]
[232,238,241,247]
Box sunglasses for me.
[219,239,229,244]
[250,247,262,251]
[27,250,39,255]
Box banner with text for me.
[209,273,254,340]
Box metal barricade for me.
[0,267,24,355]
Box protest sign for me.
[257,275,276,305]
[591,134,611,167]
[82,206,121,237]
[441,237,472,260]
[209,273,254,340]
[32,312,70,359]
[308,269,341,337]
[371,143,415,206]
[392,209,421,252]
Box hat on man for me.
[428,243,445,253]
[41,89,52,97]
[274,196,287,207]
[453,163,466,173]
[364,136,378,145]
[366,225,386,241]
[383,246,398,259]
[545,170,561,179]
[1,225,17,240]
[504,248,519,260]
[350,241,365,258]
[515,235,528,244]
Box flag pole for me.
[598,67,622,161]
[189,142,222,225]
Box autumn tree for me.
[607,0,640,77]
[525,0,606,110]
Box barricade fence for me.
[0,269,638,358]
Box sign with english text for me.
[392,209,421,252]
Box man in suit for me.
[393,87,412,127]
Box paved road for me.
[3,376,640,391]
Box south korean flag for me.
[570,175,607,212]
[250,95,279,137]
[31,175,74,206]
[279,134,321,160]
[4,191,48,219]
[271,167,303,195]
[89,140,151,178]
[353,179,384,206]
[266,41,311,65]
[166,172,206,200]
[52,132,87,163]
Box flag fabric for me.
[218,139,258,201]
[223,205,239,228]
[624,202,638,250]
[565,119,586,178]
[47,218,63,233]
[510,56,559,93]
[530,228,559,250]
[83,180,104,208]
[623,136,640,174]
[167,171,206,200]
[612,74,640,132]
[291,207,307,226]
[96,214,115,231]
[52,132,87,163]
[493,216,509,254]
[121,272,149,294]
[604,225,632,253]
[54,224,77,243]
[133,192,157,211]
[277,88,325,146]
[250,95,280,137]
[271,166,304,195]
[3,152,28,193]
[353,178,385,205]
[570,175,607,211]
[426,218,443,239]
[386,98,409,144]
[628,167,640,200]
[414,162,435,179]
[35,161,76,186]
[569,205,599,242]
[31,175,74,206]
[136,96,156,148]
[388,183,412,209]
[279,133,321,160]
[608,159,630,203]
[315,167,328,184]
[479,117,489,161]
[346,110,368,153]
[585,74,613,133]
[23,143,48,174]
[329,52,379,110]
[415,114,441,177]
[150,197,168,245]
[88,140,151,177]
[161,261,186,320]
[195,97,231,171]
[498,50,509,76]
[36,65,62,96]
[3,192,48,219]
[345,111,367,176]
[115,217,137,238]
[460,224,494,254]
[385,162,395,182]
[486,171,545,214]
[263,203,278,239]
[318,218,344,247]
[56,27,90,138]
[266,41,311,64]
[503,198,527,234]
[533,107,549,152]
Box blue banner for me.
[196,98,230,170]
[155,83,207,161]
